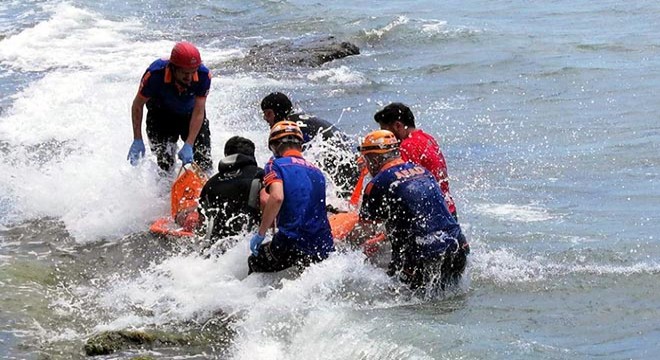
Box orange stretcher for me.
[150,162,388,255]
[149,163,208,238]
[328,211,387,255]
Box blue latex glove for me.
[250,233,265,256]
[178,143,194,165]
[127,139,145,166]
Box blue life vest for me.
[138,59,211,115]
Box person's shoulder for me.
[244,164,265,179]
[254,167,265,179]
[206,171,223,182]
[265,156,283,169]
[200,172,221,195]
[401,130,433,151]
[307,115,333,127]
[193,65,212,90]
[290,113,330,128]
[365,173,388,197]
[399,160,432,175]
[376,161,412,181]
[197,64,211,77]
[146,58,169,73]
[412,129,439,143]
[293,114,346,142]
[372,167,394,185]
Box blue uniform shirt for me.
[360,160,463,260]
[138,59,211,115]
[263,150,334,257]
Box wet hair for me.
[374,102,416,128]
[224,136,256,157]
[261,92,293,122]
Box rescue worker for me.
[248,121,334,273]
[260,92,358,197]
[374,102,458,219]
[357,129,469,291]
[261,92,338,143]
[197,136,264,241]
[127,41,213,172]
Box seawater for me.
[1,0,659,359]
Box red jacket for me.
[400,129,457,215]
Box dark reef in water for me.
[223,35,360,72]
[84,316,235,356]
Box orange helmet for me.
[269,120,304,145]
[357,130,399,155]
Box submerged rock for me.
[84,317,235,356]
[229,35,360,71]
[84,330,181,356]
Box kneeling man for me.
[248,121,334,273]
[357,130,469,290]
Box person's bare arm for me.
[185,96,206,145]
[258,182,284,236]
[131,95,148,139]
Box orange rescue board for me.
[150,164,388,253]
[150,217,194,237]
[150,164,207,238]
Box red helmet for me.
[169,41,202,69]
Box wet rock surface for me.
[84,316,235,357]
[225,35,360,71]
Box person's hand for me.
[178,143,194,164]
[182,211,200,232]
[356,155,367,173]
[250,233,265,256]
[127,139,145,165]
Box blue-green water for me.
[1,0,659,359]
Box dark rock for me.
[84,330,175,356]
[228,36,360,71]
[84,319,235,356]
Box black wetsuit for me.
[197,154,264,240]
[289,113,359,197]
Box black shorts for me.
[248,234,325,274]
[145,106,212,172]
[398,243,469,291]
